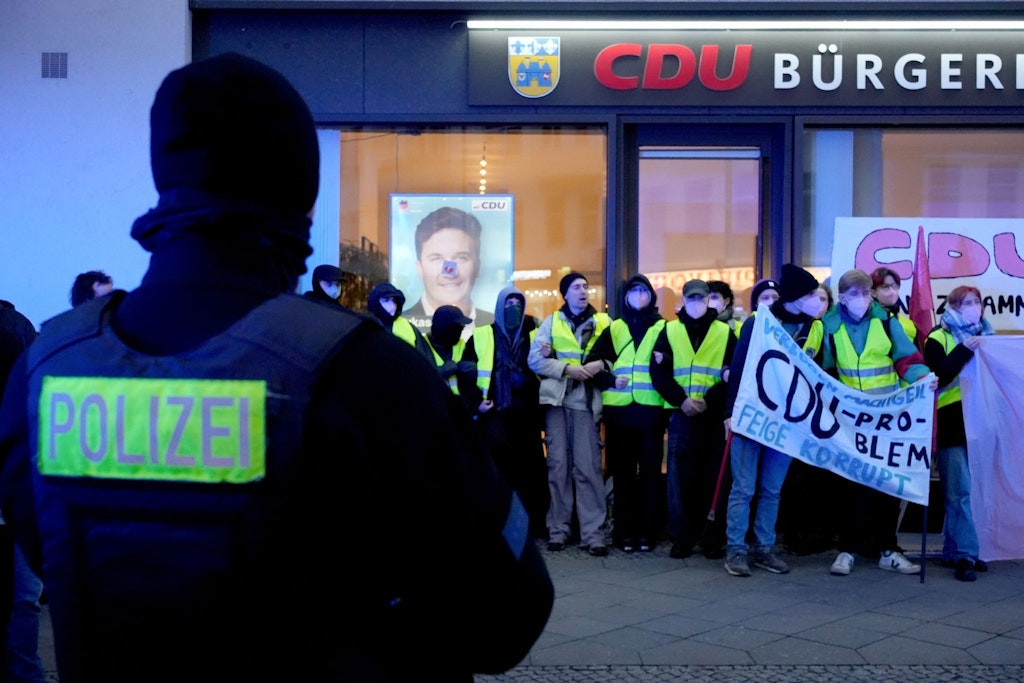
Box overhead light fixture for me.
[467,19,1024,31]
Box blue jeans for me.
[938,444,980,562]
[8,543,45,683]
[725,433,792,555]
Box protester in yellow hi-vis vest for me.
[924,285,994,582]
[651,279,737,561]
[871,266,921,352]
[707,280,744,338]
[528,272,611,556]
[821,268,938,578]
[722,264,825,578]
[426,305,475,405]
[463,286,548,538]
[368,281,433,362]
[587,274,670,553]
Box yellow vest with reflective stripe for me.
[392,316,419,348]
[927,327,961,409]
[897,313,917,344]
[473,325,496,395]
[833,318,900,395]
[602,318,667,407]
[427,337,466,394]
[550,312,610,364]
[803,319,825,358]
[664,319,729,400]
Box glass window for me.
[638,148,761,319]
[802,128,1024,285]
[314,126,606,334]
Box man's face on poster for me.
[416,227,480,312]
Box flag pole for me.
[910,224,936,584]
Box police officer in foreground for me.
[0,53,552,683]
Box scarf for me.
[940,306,994,344]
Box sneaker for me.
[954,558,977,582]
[620,538,636,553]
[879,550,920,574]
[830,552,855,575]
[724,552,752,577]
[754,551,790,574]
[546,540,566,552]
[638,538,654,552]
[669,542,693,559]
[975,559,989,573]
[588,544,608,557]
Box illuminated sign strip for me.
[468,20,1024,31]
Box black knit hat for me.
[147,53,319,216]
[778,264,820,303]
[559,272,587,298]
[750,278,779,310]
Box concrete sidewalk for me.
[477,535,1024,682]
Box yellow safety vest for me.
[427,337,466,394]
[602,318,667,407]
[392,316,420,348]
[833,318,900,395]
[897,313,917,345]
[664,319,729,400]
[550,312,611,364]
[927,327,961,409]
[801,319,825,358]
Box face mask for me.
[684,300,707,319]
[626,287,650,311]
[799,297,823,318]
[323,284,340,299]
[503,303,524,330]
[380,298,398,317]
[843,296,870,320]
[960,304,982,325]
[707,295,725,313]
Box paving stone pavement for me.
[476,536,1024,683]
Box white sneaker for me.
[830,552,854,575]
[879,550,920,574]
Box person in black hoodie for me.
[588,275,669,552]
[0,53,552,683]
[463,286,547,537]
[651,279,737,560]
[302,264,343,307]
[368,281,432,361]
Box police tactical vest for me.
[664,319,729,400]
[833,317,900,394]
[601,318,667,408]
[24,293,366,680]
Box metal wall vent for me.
[42,52,67,79]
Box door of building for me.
[629,122,790,320]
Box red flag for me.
[909,224,935,341]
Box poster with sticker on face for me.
[390,194,514,339]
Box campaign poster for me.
[830,217,1024,332]
[390,194,514,337]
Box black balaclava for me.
[114,53,321,356]
[368,282,407,327]
[130,52,319,290]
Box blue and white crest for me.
[508,37,560,98]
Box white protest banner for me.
[830,218,1024,332]
[732,307,936,504]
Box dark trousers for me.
[835,473,902,558]
[605,413,667,544]
[666,411,729,551]
[478,407,550,537]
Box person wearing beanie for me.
[0,53,553,682]
[749,278,780,313]
[651,279,737,561]
[303,263,344,307]
[707,280,741,338]
[722,263,826,577]
[819,269,936,578]
[462,286,548,538]
[528,272,612,556]
[367,281,432,361]
[587,274,668,553]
